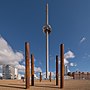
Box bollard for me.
[31,54,34,86]
[60,44,64,89]
[56,55,58,86]
[25,42,30,89]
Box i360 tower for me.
[43,3,52,79]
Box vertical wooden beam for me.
[50,72,51,82]
[72,72,75,79]
[87,72,89,80]
[56,55,58,86]
[79,72,81,80]
[40,72,42,82]
[25,42,30,89]
[82,72,84,79]
[60,44,64,88]
[31,54,34,86]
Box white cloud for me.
[64,58,69,64]
[34,67,42,73]
[34,74,39,79]
[0,36,25,74]
[64,50,75,60]
[69,63,77,66]
[64,51,76,73]
[0,36,43,75]
[0,36,24,65]
[59,50,76,72]
[15,63,42,74]
[0,73,2,77]
[15,64,25,73]
[80,37,86,43]
[67,69,70,72]
[59,50,75,65]
[42,72,55,79]
[64,50,75,65]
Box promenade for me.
[0,80,89,90]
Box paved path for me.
[0,80,90,90]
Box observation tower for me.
[43,3,52,79]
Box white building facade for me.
[3,64,18,79]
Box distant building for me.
[17,74,21,80]
[64,65,68,75]
[3,64,18,79]
[14,68,18,79]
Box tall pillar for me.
[31,54,34,86]
[60,44,64,88]
[49,72,51,82]
[43,3,52,79]
[56,55,58,86]
[40,72,42,82]
[25,42,30,89]
[46,31,49,79]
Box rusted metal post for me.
[49,72,51,82]
[31,54,34,86]
[60,44,64,89]
[40,72,42,82]
[56,55,58,86]
[25,42,30,89]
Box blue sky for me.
[0,0,90,75]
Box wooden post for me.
[40,72,42,82]
[79,72,81,79]
[87,72,89,80]
[60,44,64,88]
[72,72,75,79]
[82,72,84,79]
[50,72,51,82]
[25,42,30,89]
[31,54,34,86]
[56,55,58,85]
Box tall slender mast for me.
[46,3,48,25]
[43,3,52,79]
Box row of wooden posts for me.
[25,42,64,89]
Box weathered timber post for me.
[82,72,84,79]
[79,72,81,79]
[25,42,30,89]
[56,55,58,86]
[40,72,42,82]
[31,54,34,86]
[60,44,64,89]
[49,72,51,82]
[72,72,75,79]
[87,72,89,80]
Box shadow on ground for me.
[0,84,26,89]
[34,84,59,89]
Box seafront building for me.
[3,64,18,79]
